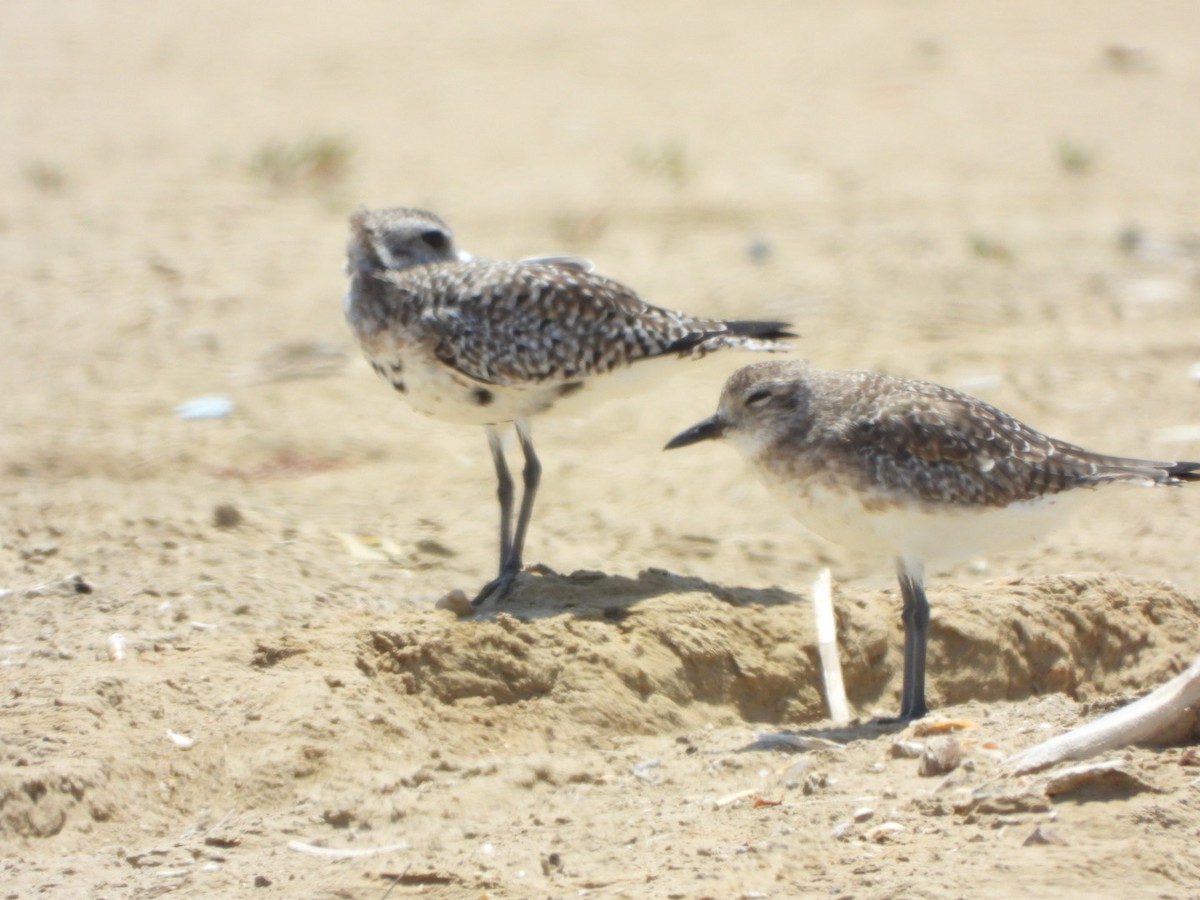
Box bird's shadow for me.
[474,565,800,620]
[735,719,911,752]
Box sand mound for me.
[355,570,1200,735]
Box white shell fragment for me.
[107,633,127,661]
[174,394,234,420]
[166,730,195,749]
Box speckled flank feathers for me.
[343,206,794,605]
[345,207,792,427]
[666,359,1199,720]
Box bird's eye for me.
[746,388,773,408]
[420,229,449,250]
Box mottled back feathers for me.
[714,360,1199,510]
[344,207,794,400]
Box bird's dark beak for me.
[664,415,726,450]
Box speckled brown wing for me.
[841,377,1177,507]
[406,261,751,387]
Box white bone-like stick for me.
[812,567,850,724]
[1010,654,1200,775]
[287,840,409,858]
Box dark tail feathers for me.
[1166,461,1200,482]
[723,319,798,340]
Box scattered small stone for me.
[540,852,563,875]
[415,538,455,558]
[107,633,127,661]
[254,875,271,888]
[747,238,773,263]
[1023,825,1067,847]
[953,783,1051,817]
[322,809,354,829]
[1042,760,1153,799]
[853,806,874,822]
[714,788,758,808]
[175,394,234,420]
[865,822,904,843]
[435,590,473,618]
[212,503,243,529]
[918,736,962,777]
[801,772,829,795]
[890,739,924,759]
[630,759,660,781]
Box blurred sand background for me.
[3,1,1200,897]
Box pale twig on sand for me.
[287,840,409,859]
[1009,654,1200,775]
[812,568,850,724]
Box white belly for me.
[368,346,717,427]
[755,467,1098,563]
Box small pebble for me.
[747,238,773,263]
[918,736,962,777]
[435,590,473,617]
[865,822,904,843]
[175,394,234,420]
[212,503,243,529]
[890,739,924,759]
[1023,825,1067,847]
[853,806,874,822]
[107,633,127,661]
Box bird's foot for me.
[472,566,521,607]
[869,707,927,727]
[470,561,557,607]
[868,715,917,728]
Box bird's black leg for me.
[895,558,930,721]
[508,418,541,576]
[472,421,541,606]
[473,428,516,606]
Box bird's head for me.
[346,206,462,274]
[665,360,817,459]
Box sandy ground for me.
[4,1,1200,897]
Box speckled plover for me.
[665,359,1199,721]
[344,207,793,605]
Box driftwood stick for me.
[1009,654,1200,775]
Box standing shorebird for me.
[665,359,1198,721]
[344,207,793,606]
